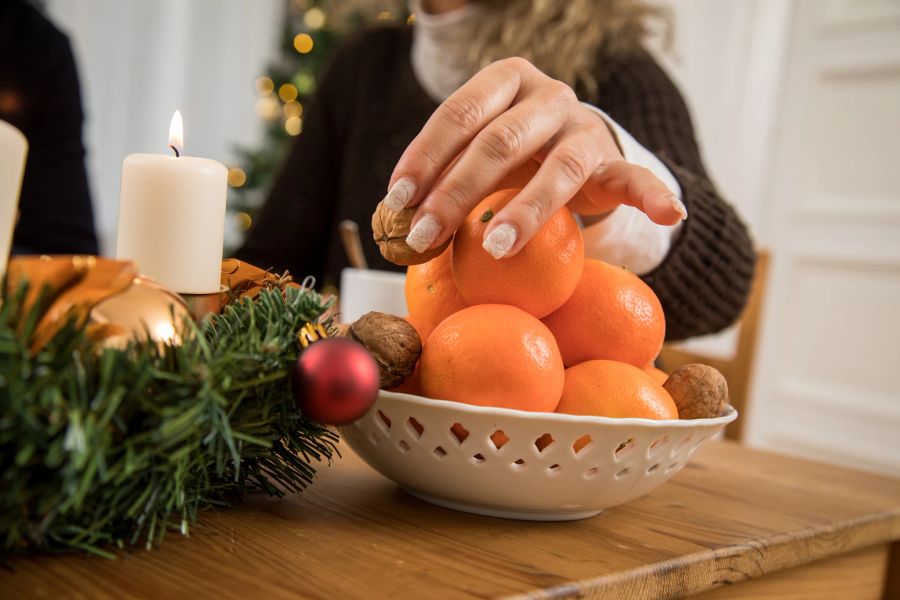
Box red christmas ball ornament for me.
[293,337,380,425]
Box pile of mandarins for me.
[387,188,726,421]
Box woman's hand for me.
[384,57,687,259]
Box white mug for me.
[339,268,407,324]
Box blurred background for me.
[28,0,900,474]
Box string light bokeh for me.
[225,0,411,255]
[293,33,315,54]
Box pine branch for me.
[0,285,338,555]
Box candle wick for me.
[169,145,181,158]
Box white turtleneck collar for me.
[410,0,486,103]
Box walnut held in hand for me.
[372,200,450,265]
[348,311,421,389]
[663,363,729,419]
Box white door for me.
[746,0,900,475]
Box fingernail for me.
[482,223,517,259]
[670,195,688,221]
[383,178,416,212]
[406,214,441,253]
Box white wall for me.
[651,0,792,443]
[657,0,900,476]
[45,0,284,254]
[654,0,791,244]
[649,1,791,362]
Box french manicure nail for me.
[670,195,688,221]
[482,223,517,259]
[406,214,441,253]
[383,178,416,212]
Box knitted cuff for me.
[642,158,757,341]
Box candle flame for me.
[168,110,183,157]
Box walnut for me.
[371,200,450,265]
[348,311,422,389]
[663,363,729,419]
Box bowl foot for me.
[400,486,604,522]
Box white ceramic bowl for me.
[341,391,737,521]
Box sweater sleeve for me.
[8,18,98,255]
[236,39,353,285]
[594,50,756,341]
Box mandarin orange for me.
[644,365,669,386]
[387,362,421,395]
[448,423,511,449]
[542,259,665,367]
[557,360,678,420]
[405,247,467,341]
[403,314,428,342]
[451,189,584,319]
[419,304,564,412]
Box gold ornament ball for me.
[90,277,193,348]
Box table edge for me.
[504,507,900,599]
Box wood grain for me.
[690,544,887,600]
[2,441,899,600]
[884,541,900,600]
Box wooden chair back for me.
[658,250,770,441]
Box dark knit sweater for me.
[238,26,756,341]
[0,1,99,255]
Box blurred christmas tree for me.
[225,0,410,255]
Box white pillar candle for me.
[0,119,28,280]
[116,111,227,294]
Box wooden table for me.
[3,441,899,599]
